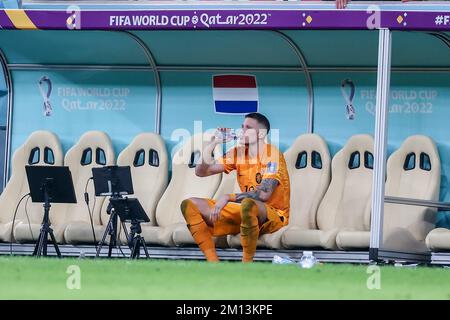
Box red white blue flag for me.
[213,75,259,114]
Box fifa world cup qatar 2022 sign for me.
[0,9,449,30]
[108,12,273,29]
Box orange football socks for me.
[180,199,219,262]
[240,198,260,263]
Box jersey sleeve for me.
[218,147,237,174]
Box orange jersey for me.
[219,143,290,220]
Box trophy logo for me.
[341,79,356,120]
[38,76,53,117]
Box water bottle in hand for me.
[215,128,237,143]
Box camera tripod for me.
[33,179,61,258]
[95,195,128,258]
[127,219,149,259]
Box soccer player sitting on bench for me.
[181,112,290,262]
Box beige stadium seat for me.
[63,131,115,244]
[145,132,222,246]
[0,131,64,243]
[426,228,450,251]
[227,134,331,249]
[282,134,374,250]
[380,135,440,252]
[102,133,168,244]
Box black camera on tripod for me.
[25,165,77,258]
[109,197,150,259]
[92,166,150,259]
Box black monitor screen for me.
[92,165,134,196]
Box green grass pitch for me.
[0,256,448,299]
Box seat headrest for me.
[290,134,328,152]
[65,131,115,167]
[342,134,374,154]
[21,130,61,152]
[13,130,63,167]
[332,134,374,172]
[75,131,113,149]
[118,132,167,168]
[396,135,439,157]
[287,133,330,168]
[389,135,440,173]
[122,132,166,152]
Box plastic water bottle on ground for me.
[298,251,317,269]
[272,255,295,265]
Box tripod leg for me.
[107,232,113,258]
[132,237,140,259]
[96,217,112,258]
[107,241,113,257]
[121,221,129,246]
[108,227,114,258]
[32,232,43,256]
[49,230,61,258]
[108,213,118,258]
[136,238,140,259]
[141,237,149,259]
[42,229,48,256]
[129,238,135,259]
[37,229,46,257]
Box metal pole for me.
[272,31,315,133]
[0,49,12,189]
[369,28,392,262]
[120,31,162,135]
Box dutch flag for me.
[213,75,259,114]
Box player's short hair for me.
[245,112,270,134]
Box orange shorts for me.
[204,199,288,237]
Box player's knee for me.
[241,198,257,219]
[180,198,193,218]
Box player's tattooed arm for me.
[234,178,279,203]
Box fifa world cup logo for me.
[341,79,356,120]
[38,76,53,117]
